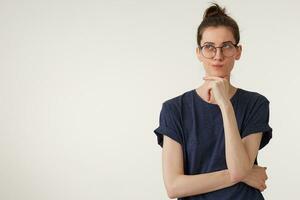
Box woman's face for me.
[196,26,242,78]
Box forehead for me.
[201,26,235,44]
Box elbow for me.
[167,191,176,199]
[165,176,182,199]
[166,183,178,199]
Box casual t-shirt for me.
[153,88,273,200]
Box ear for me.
[196,46,203,62]
[235,45,242,60]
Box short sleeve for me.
[153,102,183,148]
[240,97,273,150]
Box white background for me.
[0,0,299,199]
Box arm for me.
[162,135,238,199]
[202,76,264,183]
[240,131,267,191]
[219,101,262,182]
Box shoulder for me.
[238,88,270,105]
[161,89,194,114]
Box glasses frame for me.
[198,42,239,59]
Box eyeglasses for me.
[198,42,239,59]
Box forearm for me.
[169,169,237,198]
[219,101,251,181]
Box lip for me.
[212,64,223,67]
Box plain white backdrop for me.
[0,0,299,199]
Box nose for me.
[214,48,224,60]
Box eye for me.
[223,43,234,49]
[203,44,215,50]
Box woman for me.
[153,3,273,200]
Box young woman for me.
[154,3,273,200]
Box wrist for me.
[219,99,232,110]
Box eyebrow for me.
[203,41,234,45]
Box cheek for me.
[202,62,211,71]
[222,58,235,67]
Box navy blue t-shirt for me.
[153,88,273,200]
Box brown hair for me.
[197,3,240,46]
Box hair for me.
[197,3,240,46]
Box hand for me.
[202,76,230,106]
[242,165,268,192]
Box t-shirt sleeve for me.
[240,97,273,150]
[153,102,183,148]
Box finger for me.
[203,76,222,81]
[203,76,224,81]
[259,184,265,192]
[260,184,267,191]
[204,75,230,81]
[263,184,267,189]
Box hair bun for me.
[203,3,227,19]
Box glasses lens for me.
[201,45,215,58]
[222,43,236,57]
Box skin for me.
[196,26,242,104]
[196,26,268,183]
[162,26,268,198]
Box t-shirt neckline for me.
[193,87,240,107]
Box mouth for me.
[212,64,223,68]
